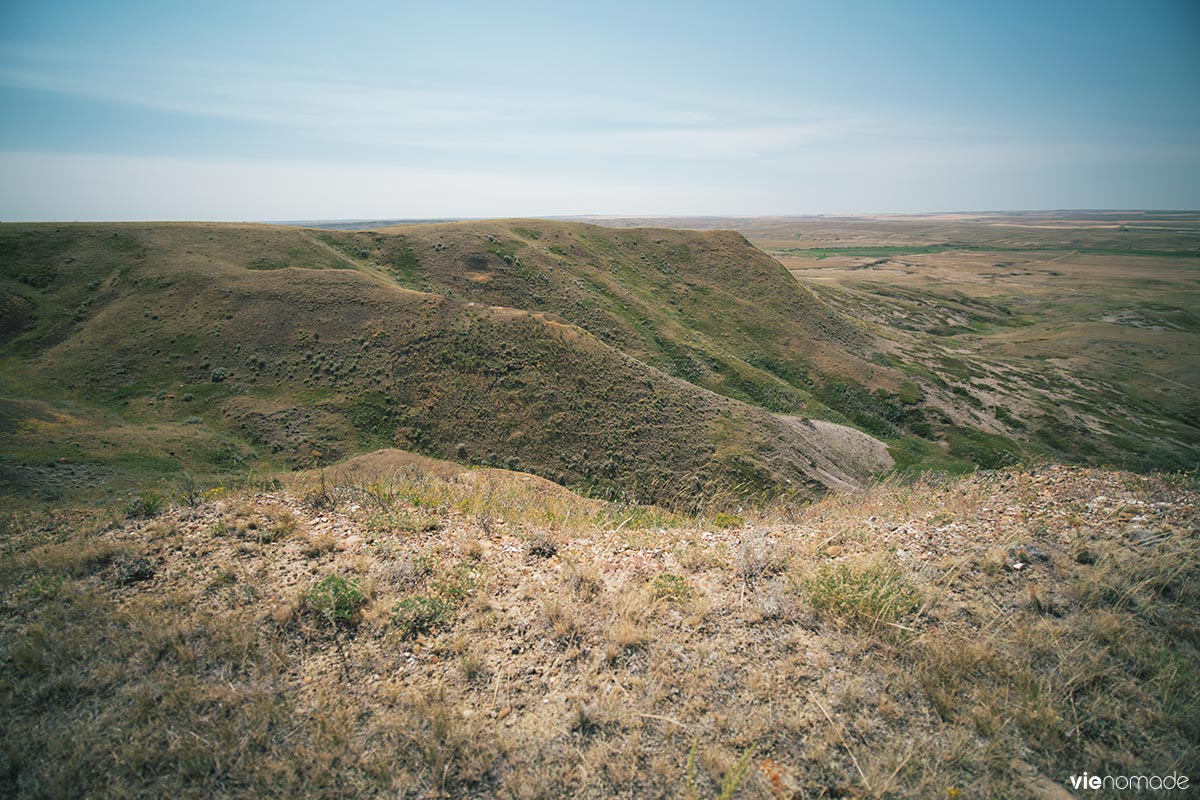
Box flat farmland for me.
[772,217,1200,470]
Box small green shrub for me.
[651,572,692,603]
[112,553,156,584]
[305,575,366,627]
[24,572,65,600]
[175,473,202,507]
[711,512,743,529]
[125,490,165,519]
[392,595,452,639]
[431,564,477,604]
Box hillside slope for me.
[372,219,876,410]
[2,458,1195,798]
[567,214,1200,472]
[346,219,934,439]
[0,222,889,507]
[314,218,1194,471]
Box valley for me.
[4,214,1195,513]
[2,213,1198,799]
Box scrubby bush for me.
[392,596,452,639]
[651,572,691,603]
[305,575,366,627]
[125,490,165,519]
[112,552,156,584]
[525,531,557,559]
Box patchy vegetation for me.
[3,216,1196,515]
[0,221,895,511]
[751,214,1200,474]
[1,460,1196,798]
[1,213,1197,796]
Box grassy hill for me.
[330,218,946,448]
[371,220,875,411]
[306,217,1200,471]
[567,214,1200,473]
[3,216,1195,514]
[0,222,890,509]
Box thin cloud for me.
[0,151,727,220]
[0,42,926,161]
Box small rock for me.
[1024,545,1050,562]
[1125,527,1156,544]
[1009,544,1049,563]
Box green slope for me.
[369,219,878,416]
[0,222,890,508]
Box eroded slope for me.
[0,222,890,506]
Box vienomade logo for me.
[1068,771,1190,792]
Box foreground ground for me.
[2,455,1196,798]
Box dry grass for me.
[286,459,682,534]
[1,464,1197,798]
[800,556,922,635]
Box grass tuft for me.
[392,595,452,639]
[804,559,921,633]
[650,572,692,603]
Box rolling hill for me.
[4,215,1195,512]
[0,221,891,509]
[289,217,1200,471]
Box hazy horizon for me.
[9,209,1200,227]
[2,0,1198,221]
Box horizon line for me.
[4,208,1200,226]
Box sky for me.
[1,0,1198,220]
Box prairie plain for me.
[1,212,1198,799]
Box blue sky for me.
[1,0,1197,220]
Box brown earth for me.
[3,454,1196,798]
